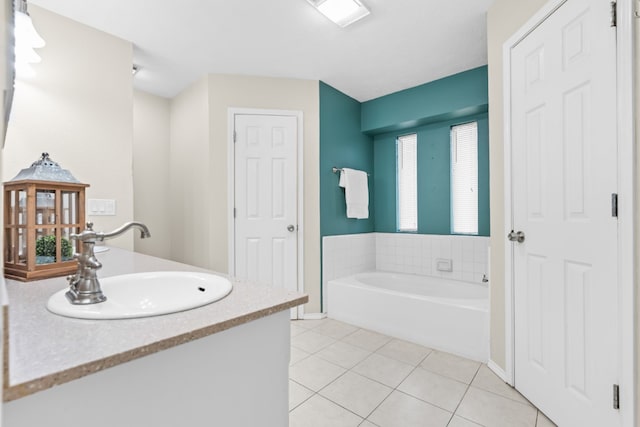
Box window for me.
[451,122,478,234]
[397,133,417,232]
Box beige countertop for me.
[3,248,308,401]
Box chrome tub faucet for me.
[65,221,151,305]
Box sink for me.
[47,271,233,320]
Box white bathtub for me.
[327,271,489,361]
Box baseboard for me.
[487,359,512,385]
[302,313,327,320]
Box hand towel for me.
[339,168,369,219]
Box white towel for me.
[339,168,369,219]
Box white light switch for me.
[88,199,116,216]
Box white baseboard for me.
[302,313,327,320]
[488,359,512,385]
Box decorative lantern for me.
[4,153,89,281]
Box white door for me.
[510,0,619,426]
[233,114,299,315]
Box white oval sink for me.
[47,271,232,320]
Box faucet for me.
[65,221,151,305]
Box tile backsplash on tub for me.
[376,233,489,282]
[322,233,376,285]
[322,233,489,313]
[323,233,489,286]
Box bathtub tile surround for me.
[290,319,553,427]
[322,233,376,287]
[376,233,490,282]
[322,233,490,295]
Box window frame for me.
[396,132,418,232]
[450,121,479,235]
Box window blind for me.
[451,122,478,235]
[397,133,418,232]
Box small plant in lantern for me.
[35,235,74,264]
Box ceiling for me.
[29,0,493,102]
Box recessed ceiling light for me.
[307,0,370,28]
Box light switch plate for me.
[88,199,116,216]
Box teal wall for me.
[373,114,490,236]
[320,66,489,238]
[362,66,489,134]
[319,82,374,237]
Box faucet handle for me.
[86,222,94,230]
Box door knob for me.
[287,224,296,232]
[508,230,525,243]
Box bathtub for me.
[327,271,489,361]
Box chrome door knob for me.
[287,224,296,232]
[508,230,525,243]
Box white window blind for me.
[451,122,478,235]
[397,133,417,232]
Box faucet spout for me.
[98,221,151,241]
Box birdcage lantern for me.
[4,153,89,281]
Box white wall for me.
[168,76,211,268]
[132,90,171,259]
[207,74,321,313]
[169,74,321,313]
[2,6,135,249]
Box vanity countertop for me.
[2,248,308,401]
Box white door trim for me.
[227,108,305,319]
[501,1,636,425]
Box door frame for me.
[502,0,636,425]
[227,108,305,319]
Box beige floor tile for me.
[320,371,393,418]
[291,322,307,337]
[316,340,372,369]
[289,380,314,410]
[290,346,311,365]
[352,353,414,388]
[376,338,432,366]
[292,330,337,353]
[290,394,363,427]
[397,367,468,412]
[342,329,392,352]
[313,319,360,340]
[368,391,452,427]
[471,365,531,405]
[456,387,537,427]
[295,318,330,329]
[447,415,483,427]
[289,355,347,392]
[420,350,481,384]
[536,411,556,427]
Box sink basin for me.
[47,271,233,320]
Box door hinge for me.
[233,207,236,218]
[610,1,617,27]
[611,193,618,217]
[613,384,620,409]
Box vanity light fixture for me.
[15,0,46,78]
[306,0,370,28]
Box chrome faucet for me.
[65,221,151,305]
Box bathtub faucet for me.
[65,221,151,305]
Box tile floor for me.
[289,318,556,427]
